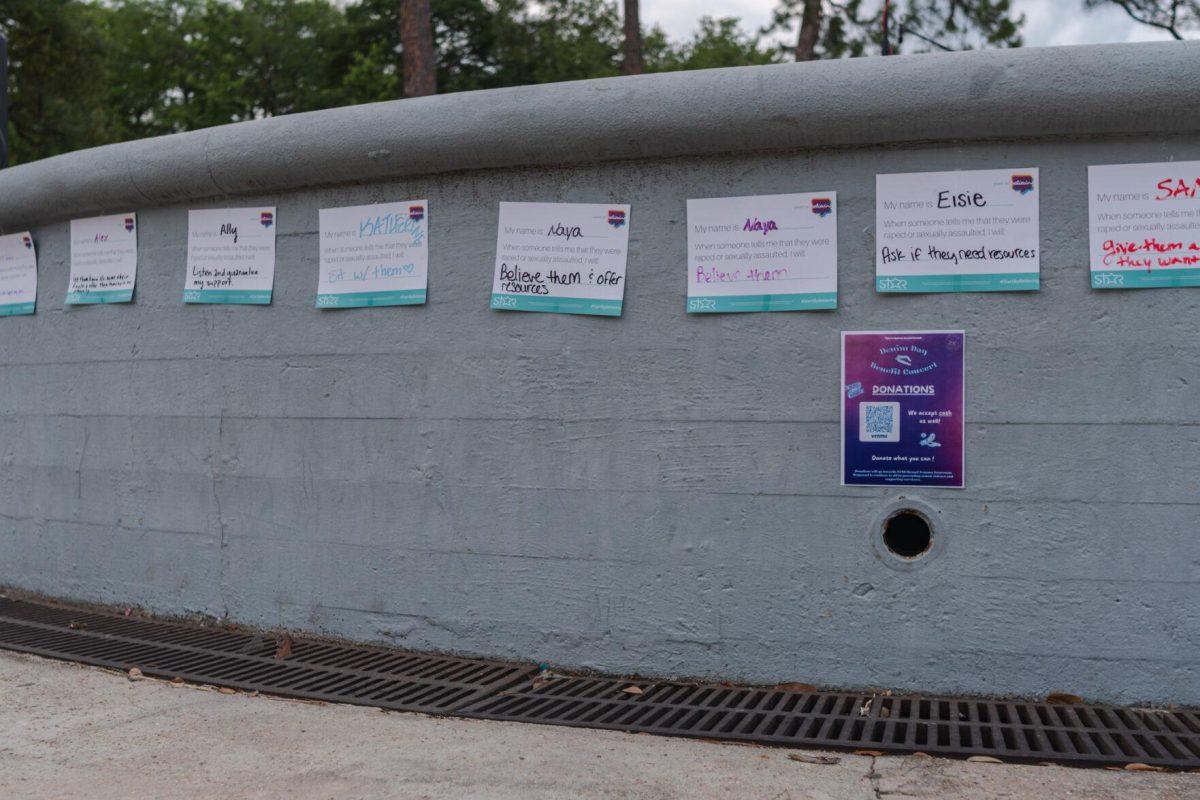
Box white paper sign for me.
[490,201,630,316]
[67,213,138,304]
[0,232,37,317]
[686,192,837,313]
[1088,161,1200,289]
[876,168,1040,293]
[317,201,428,308]
[184,208,277,304]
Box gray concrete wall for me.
[1,42,1198,705]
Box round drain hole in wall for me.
[881,510,933,559]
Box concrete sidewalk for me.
[0,651,1193,799]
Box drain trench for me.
[0,597,1196,770]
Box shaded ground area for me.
[0,651,1194,799]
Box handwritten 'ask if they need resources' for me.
[876,168,1040,294]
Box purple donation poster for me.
[841,331,965,488]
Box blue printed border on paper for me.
[490,293,622,317]
[0,302,35,317]
[65,289,134,304]
[1092,268,1200,290]
[875,273,1040,293]
[686,292,837,313]
[183,289,272,305]
[316,289,426,309]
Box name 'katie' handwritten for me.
[317,201,430,308]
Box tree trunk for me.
[400,0,436,97]
[795,0,822,61]
[622,0,643,75]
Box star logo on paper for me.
[811,198,832,217]
[409,205,425,222]
[124,217,135,232]
[260,211,274,228]
[607,209,626,228]
[21,235,31,249]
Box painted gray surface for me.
[1,42,1198,705]
[1,41,1199,231]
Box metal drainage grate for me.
[0,598,534,714]
[1,598,1198,769]
[459,677,1200,769]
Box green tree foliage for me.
[5,0,1028,165]
[105,0,355,137]
[1084,0,1199,39]
[767,0,1023,59]
[346,0,625,92]
[0,0,115,162]
[649,17,779,71]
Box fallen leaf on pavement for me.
[217,687,237,695]
[788,753,840,765]
[127,668,144,682]
[775,683,817,693]
[274,634,293,661]
[967,756,1003,764]
[1124,763,1164,772]
[853,750,884,757]
[622,686,645,695]
[1045,693,1083,705]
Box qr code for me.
[859,401,900,443]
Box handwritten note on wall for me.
[67,214,138,304]
[686,192,837,313]
[490,201,631,317]
[1088,161,1200,289]
[318,201,428,308]
[876,168,1040,293]
[0,232,37,317]
[184,208,277,304]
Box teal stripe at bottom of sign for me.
[876,272,1040,293]
[1092,268,1200,289]
[490,293,622,317]
[65,289,134,304]
[686,292,837,313]
[0,302,35,317]
[183,289,272,305]
[316,289,426,308]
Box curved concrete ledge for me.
[0,41,1197,229]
